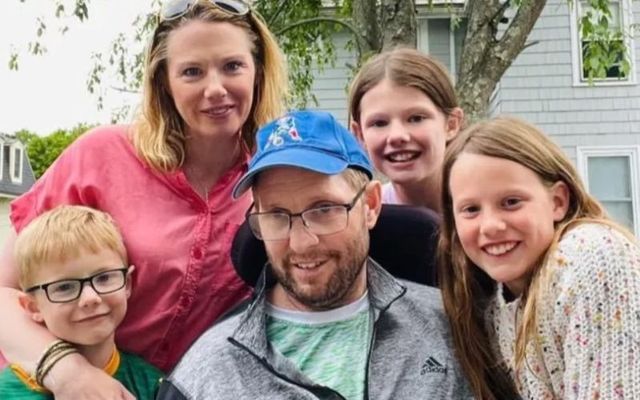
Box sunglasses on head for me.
[161,0,250,21]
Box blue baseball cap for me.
[232,110,374,198]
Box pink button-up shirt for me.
[10,126,253,372]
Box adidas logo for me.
[420,357,447,375]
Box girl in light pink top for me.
[349,48,464,215]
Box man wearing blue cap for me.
[158,110,471,399]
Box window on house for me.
[10,146,23,183]
[418,17,467,77]
[0,143,4,181]
[577,147,639,235]
[2,145,10,182]
[577,0,633,82]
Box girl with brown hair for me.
[439,116,640,399]
[349,48,464,213]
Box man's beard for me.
[268,233,369,311]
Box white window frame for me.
[417,16,461,77]
[576,146,640,236]
[0,139,4,182]
[10,142,23,184]
[570,0,636,86]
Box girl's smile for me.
[353,79,456,187]
[449,153,569,296]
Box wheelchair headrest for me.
[230,204,440,288]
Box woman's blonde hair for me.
[134,1,287,172]
[438,116,610,399]
[348,48,459,125]
[15,205,127,289]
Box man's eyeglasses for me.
[161,0,250,21]
[247,185,368,241]
[25,268,129,304]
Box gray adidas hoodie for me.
[158,259,472,399]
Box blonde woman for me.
[0,1,287,398]
[439,116,640,399]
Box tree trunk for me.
[352,0,382,57]
[380,0,417,50]
[456,0,547,122]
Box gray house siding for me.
[310,1,640,153]
[309,1,640,233]
[0,136,36,197]
[0,135,36,247]
[491,0,640,161]
[491,0,640,234]
[307,6,464,124]
[307,32,357,124]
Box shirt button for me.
[193,248,203,260]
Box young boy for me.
[0,205,162,399]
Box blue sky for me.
[0,1,150,135]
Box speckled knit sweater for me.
[486,223,640,399]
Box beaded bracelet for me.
[36,347,79,387]
[32,339,67,378]
[33,339,79,387]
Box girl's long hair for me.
[439,116,608,399]
[347,47,459,125]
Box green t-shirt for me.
[266,293,372,400]
[0,351,162,400]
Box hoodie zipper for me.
[363,285,407,400]
[228,337,347,400]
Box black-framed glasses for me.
[25,268,129,303]
[161,0,250,21]
[248,185,368,241]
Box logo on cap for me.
[266,116,302,149]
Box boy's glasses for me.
[247,185,368,241]
[25,268,129,303]
[161,0,250,21]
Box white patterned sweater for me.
[485,223,640,399]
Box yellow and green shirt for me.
[0,348,162,399]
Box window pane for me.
[587,155,635,231]
[601,200,635,231]
[13,148,20,178]
[581,40,626,79]
[453,19,467,74]
[609,1,621,29]
[588,156,631,198]
[3,146,10,166]
[579,0,626,80]
[427,19,451,71]
[580,0,621,29]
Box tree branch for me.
[109,86,140,94]
[490,0,547,79]
[352,0,382,53]
[263,0,288,26]
[458,0,502,77]
[274,17,365,57]
[522,39,540,51]
[488,0,511,36]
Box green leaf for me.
[8,53,19,71]
[55,4,65,18]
